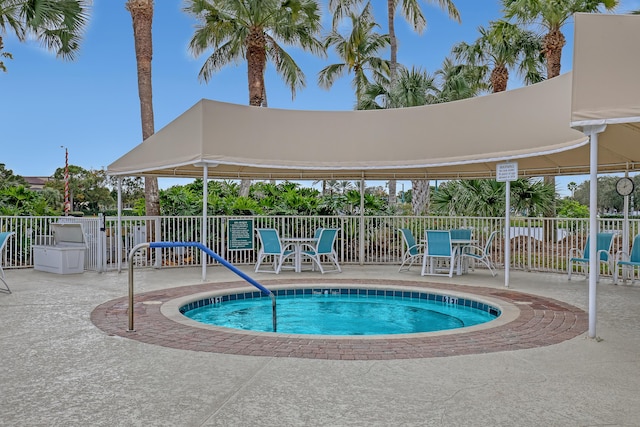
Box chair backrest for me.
[399,228,419,256]
[256,229,282,254]
[0,232,14,252]
[313,228,323,239]
[425,230,452,256]
[484,230,498,253]
[630,234,640,263]
[582,233,615,261]
[316,228,339,255]
[450,229,472,240]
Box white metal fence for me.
[1,215,637,278]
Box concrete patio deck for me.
[1,265,639,426]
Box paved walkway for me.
[2,266,640,426]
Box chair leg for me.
[0,273,10,294]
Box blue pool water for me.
[182,289,499,335]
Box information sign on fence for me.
[227,219,254,250]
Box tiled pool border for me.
[91,278,588,360]
[179,287,502,319]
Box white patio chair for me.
[254,228,295,274]
[421,230,456,277]
[568,232,616,282]
[460,230,498,277]
[613,233,640,284]
[301,228,341,274]
[398,228,423,272]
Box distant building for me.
[23,176,51,191]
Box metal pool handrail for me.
[127,241,276,332]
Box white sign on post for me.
[496,161,518,182]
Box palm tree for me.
[329,0,460,204]
[0,36,11,71]
[452,20,544,93]
[329,0,460,79]
[510,178,555,216]
[434,57,487,102]
[502,0,618,80]
[358,65,438,109]
[431,178,553,217]
[318,2,391,106]
[0,0,89,71]
[184,0,325,196]
[125,0,159,217]
[184,0,325,107]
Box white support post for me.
[505,180,511,288]
[623,170,630,263]
[359,178,365,266]
[117,177,123,274]
[202,165,208,281]
[585,124,606,339]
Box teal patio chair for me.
[421,230,456,277]
[301,228,341,274]
[0,231,15,293]
[614,234,640,284]
[398,228,423,272]
[460,230,498,277]
[568,232,616,282]
[255,228,295,274]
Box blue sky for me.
[3,0,639,197]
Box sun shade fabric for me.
[107,74,588,181]
[571,13,640,127]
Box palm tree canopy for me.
[0,0,90,61]
[502,0,618,31]
[183,0,325,101]
[358,65,437,109]
[453,19,544,91]
[318,2,390,104]
[329,0,460,33]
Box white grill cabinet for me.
[33,223,87,274]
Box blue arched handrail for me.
[128,241,276,332]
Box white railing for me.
[1,215,638,278]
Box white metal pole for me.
[505,181,511,288]
[586,125,606,339]
[623,171,630,264]
[359,178,365,266]
[202,165,208,281]
[117,177,122,273]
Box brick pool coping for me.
[90,279,588,360]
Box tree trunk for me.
[411,180,430,215]
[543,29,565,79]
[388,180,397,204]
[542,28,564,226]
[239,179,251,197]
[126,0,159,216]
[490,64,509,93]
[246,29,267,107]
[387,0,397,81]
